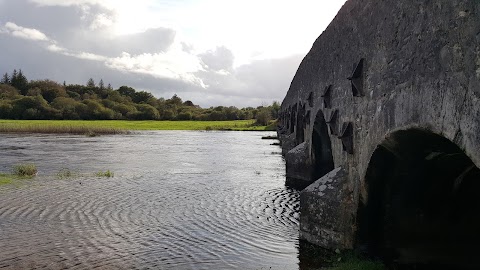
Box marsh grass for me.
[95,170,114,178]
[56,168,78,179]
[0,122,128,135]
[13,163,37,177]
[0,174,13,185]
[0,120,270,133]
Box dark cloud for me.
[113,28,176,55]
[0,0,175,57]
[0,0,97,41]
[0,0,304,107]
[235,55,303,99]
[195,54,303,102]
[199,46,234,71]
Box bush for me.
[13,163,37,177]
[254,107,272,126]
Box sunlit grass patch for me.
[0,121,128,135]
[13,163,37,177]
[0,119,271,132]
[0,174,13,185]
[95,170,114,178]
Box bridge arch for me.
[311,110,334,181]
[357,128,480,267]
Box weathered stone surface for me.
[285,142,313,189]
[278,0,480,254]
[279,133,296,156]
[300,167,354,249]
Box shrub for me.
[13,163,37,177]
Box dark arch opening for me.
[290,104,297,134]
[311,110,334,181]
[296,104,306,144]
[357,129,480,269]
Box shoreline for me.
[0,119,276,134]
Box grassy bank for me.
[0,164,38,186]
[0,119,273,134]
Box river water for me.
[0,131,301,269]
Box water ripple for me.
[0,131,298,269]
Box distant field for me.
[0,119,272,134]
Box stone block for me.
[300,167,354,249]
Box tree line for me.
[0,69,279,125]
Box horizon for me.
[0,0,347,108]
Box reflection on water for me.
[0,131,302,269]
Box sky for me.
[0,0,347,107]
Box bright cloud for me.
[106,45,206,87]
[4,22,49,41]
[89,13,114,30]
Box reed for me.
[0,122,128,135]
[0,120,270,132]
[13,163,37,177]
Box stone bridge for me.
[277,0,480,267]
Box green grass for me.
[13,163,37,177]
[0,119,272,133]
[0,174,14,185]
[0,164,38,186]
[95,170,114,177]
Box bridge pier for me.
[300,167,355,249]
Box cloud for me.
[46,44,65,52]
[105,47,206,87]
[199,46,234,72]
[0,0,346,107]
[3,22,49,41]
[29,0,102,7]
[89,13,114,30]
[112,28,176,55]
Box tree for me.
[271,101,280,119]
[11,69,29,95]
[87,78,95,87]
[1,73,9,84]
[117,85,136,98]
[255,107,272,126]
[0,100,13,119]
[167,94,183,106]
[29,80,67,103]
[10,69,18,86]
[0,84,20,98]
[99,79,104,89]
[51,97,85,119]
[133,91,154,103]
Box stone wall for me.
[278,0,480,255]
